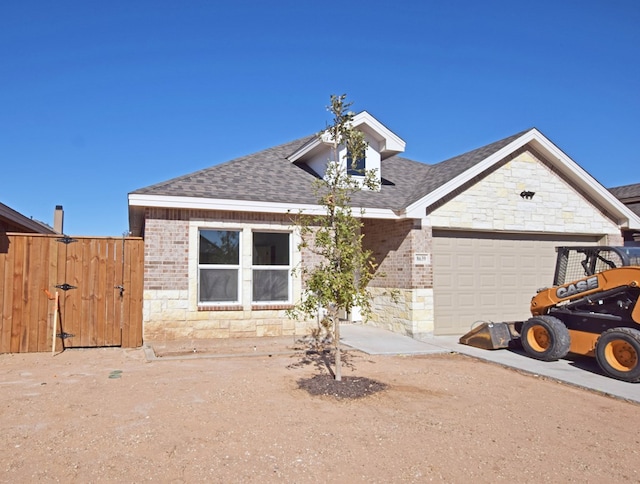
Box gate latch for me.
[115,285,124,297]
[57,332,75,340]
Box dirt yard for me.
[1,337,639,483]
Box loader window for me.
[559,248,624,284]
[620,247,640,266]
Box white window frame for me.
[346,149,366,177]
[251,230,292,304]
[197,228,242,305]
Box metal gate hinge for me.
[56,236,78,244]
[57,332,75,340]
[55,283,77,291]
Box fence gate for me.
[0,234,143,353]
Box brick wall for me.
[142,208,313,341]
[143,208,293,291]
[363,218,433,289]
[144,209,189,291]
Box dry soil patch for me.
[0,341,639,482]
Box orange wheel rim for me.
[527,325,550,352]
[604,340,638,372]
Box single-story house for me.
[128,112,640,340]
[609,183,640,246]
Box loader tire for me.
[520,316,570,361]
[595,328,640,382]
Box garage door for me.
[432,231,600,335]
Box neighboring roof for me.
[0,202,56,234]
[609,183,640,216]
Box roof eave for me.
[128,194,400,220]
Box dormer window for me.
[287,111,406,193]
[346,151,366,176]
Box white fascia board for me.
[352,112,406,153]
[528,130,640,229]
[127,194,400,220]
[287,137,321,163]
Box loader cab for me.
[553,246,640,286]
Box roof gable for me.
[404,128,640,229]
[287,111,405,164]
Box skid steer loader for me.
[460,246,640,382]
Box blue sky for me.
[2,0,638,236]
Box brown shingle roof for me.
[609,183,640,200]
[609,183,640,217]
[131,129,534,212]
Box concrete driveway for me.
[339,323,640,404]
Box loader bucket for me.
[459,322,517,350]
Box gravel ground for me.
[1,338,639,483]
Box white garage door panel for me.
[432,231,600,335]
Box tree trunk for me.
[334,317,342,381]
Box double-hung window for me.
[198,229,240,304]
[252,232,290,303]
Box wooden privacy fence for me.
[0,233,143,353]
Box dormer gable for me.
[287,111,406,189]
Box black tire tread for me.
[521,315,571,362]
[595,327,640,383]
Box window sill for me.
[197,304,294,311]
[198,305,242,311]
[252,304,294,311]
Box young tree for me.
[288,94,380,381]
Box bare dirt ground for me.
[1,337,639,483]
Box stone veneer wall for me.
[429,149,623,240]
[142,208,313,341]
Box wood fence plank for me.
[25,237,37,352]
[32,237,49,352]
[80,239,92,347]
[12,236,25,353]
[100,239,115,346]
[54,237,67,349]
[95,238,107,346]
[130,238,144,347]
[107,238,122,346]
[47,237,61,351]
[21,237,36,352]
[87,239,97,346]
[1,236,13,353]
[66,238,82,347]
[120,238,130,347]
